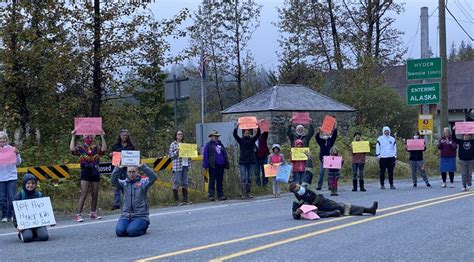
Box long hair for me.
[174,129,185,142]
[115,129,133,146]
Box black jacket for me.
[452,129,474,160]
[233,128,261,164]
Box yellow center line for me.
[210,193,474,262]
[136,192,471,262]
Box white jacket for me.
[376,126,397,158]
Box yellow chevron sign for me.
[24,165,70,181]
[153,157,172,171]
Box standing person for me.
[268,144,285,197]
[168,130,192,205]
[203,130,229,201]
[351,132,366,192]
[291,139,307,184]
[406,132,431,188]
[376,126,397,189]
[452,126,473,191]
[327,147,343,196]
[70,130,106,222]
[233,124,261,199]
[315,122,338,190]
[437,127,457,188]
[0,131,21,223]
[287,119,314,147]
[255,128,270,187]
[111,164,157,237]
[110,129,135,210]
[13,174,49,242]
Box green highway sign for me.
[406,57,442,80]
[406,82,440,105]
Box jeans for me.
[255,158,269,186]
[292,172,305,184]
[172,166,189,189]
[352,163,365,180]
[116,217,150,237]
[240,164,254,184]
[317,159,329,189]
[0,179,17,219]
[20,226,49,242]
[209,166,225,198]
[409,160,429,185]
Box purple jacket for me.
[437,137,457,158]
[203,140,229,169]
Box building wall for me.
[222,111,356,146]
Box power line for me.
[406,17,421,58]
[454,0,473,21]
[445,5,474,41]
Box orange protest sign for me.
[112,152,121,166]
[238,116,258,129]
[264,164,279,177]
[320,115,336,134]
[259,119,270,132]
[292,112,311,124]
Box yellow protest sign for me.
[418,114,433,135]
[352,141,370,153]
[178,143,198,158]
[291,148,310,161]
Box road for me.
[1,177,473,262]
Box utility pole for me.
[439,0,449,130]
[420,7,429,115]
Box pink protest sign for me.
[301,211,320,220]
[292,112,312,124]
[320,115,336,134]
[0,147,17,164]
[455,122,474,134]
[406,139,425,151]
[264,164,278,177]
[112,152,121,166]
[300,204,317,214]
[323,156,342,169]
[74,117,102,135]
[238,116,258,129]
[259,119,270,132]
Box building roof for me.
[221,84,355,114]
[382,60,474,110]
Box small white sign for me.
[13,197,56,230]
[121,150,140,166]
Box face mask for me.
[84,138,94,145]
[297,187,306,196]
[414,136,419,139]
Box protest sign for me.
[320,115,336,134]
[112,152,121,166]
[121,150,140,166]
[406,139,425,151]
[455,122,474,134]
[351,141,370,153]
[323,156,342,169]
[74,117,102,135]
[178,143,198,158]
[238,116,258,129]
[0,147,17,165]
[13,197,56,230]
[301,211,320,220]
[292,112,312,124]
[276,164,292,183]
[291,148,310,161]
[300,204,317,214]
[264,164,279,177]
[259,119,270,132]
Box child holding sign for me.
[327,147,343,196]
[405,132,431,188]
[268,144,285,197]
[13,174,49,243]
[291,140,307,184]
[168,130,192,205]
[351,132,367,192]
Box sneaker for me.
[413,184,417,188]
[441,183,446,188]
[89,212,101,220]
[467,186,472,191]
[330,192,338,196]
[390,185,396,189]
[208,197,215,201]
[426,183,432,188]
[380,185,385,189]
[247,194,254,199]
[74,214,84,222]
[450,183,455,188]
[1,217,7,223]
[461,187,467,192]
[218,196,227,201]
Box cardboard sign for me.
[13,197,56,230]
[418,114,433,135]
[259,119,270,132]
[323,156,342,169]
[238,116,258,129]
[276,164,292,183]
[455,122,474,134]
[264,164,279,177]
[121,150,140,166]
[74,117,102,135]
[178,143,198,158]
[352,141,370,153]
[291,148,310,161]
[0,147,17,165]
[301,211,320,220]
[406,139,425,151]
[300,204,317,214]
[292,112,312,124]
[112,152,121,166]
[320,115,336,134]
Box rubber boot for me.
[173,189,179,205]
[182,188,192,205]
[246,183,253,199]
[359,179,366,192]
[330,178,338,196]
[352,179,358,191]
[363,201,378,215]
[240,184,246,199]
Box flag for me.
[199,53,207,80]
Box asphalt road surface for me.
[1,177,473,262]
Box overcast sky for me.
[151,0,473,70]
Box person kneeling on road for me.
[111,164,157,237]
[289,183,378,219]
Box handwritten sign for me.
[300,204,317,213]
[292,112,312,124]
[352,141,370,153]
[0,147,17,165]
[121,150,140,166]
[13,197,56,230]
[276,164,292,183]
[291,148,310,161]
[112,152,121,166]
[323,156,342,169]
[238,116,258,129]
[320,115,336,134]
[259,119,270,132]
[264,164,279,177]
[301,211,320,220]
[455,122,474,134]
[74,117,102,135]
[406,139,425,151]
[178,143,198,158]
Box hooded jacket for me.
[291,139,306,172]
[111,165,157,221]
[315,129,338,161]
[376,126,397,158]
[13,174,43,227]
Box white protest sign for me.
[121,150,140,166]
[13,197,56,230]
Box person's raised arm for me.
[233,125,242,143]
[111,166,124,187]
[451,127,461,144]
[70,130,76,152]
[100,131,107,152]
[252,128,261,143]
[141,164,158,191]
[287,123,294,141]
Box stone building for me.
[221,84,356,146]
